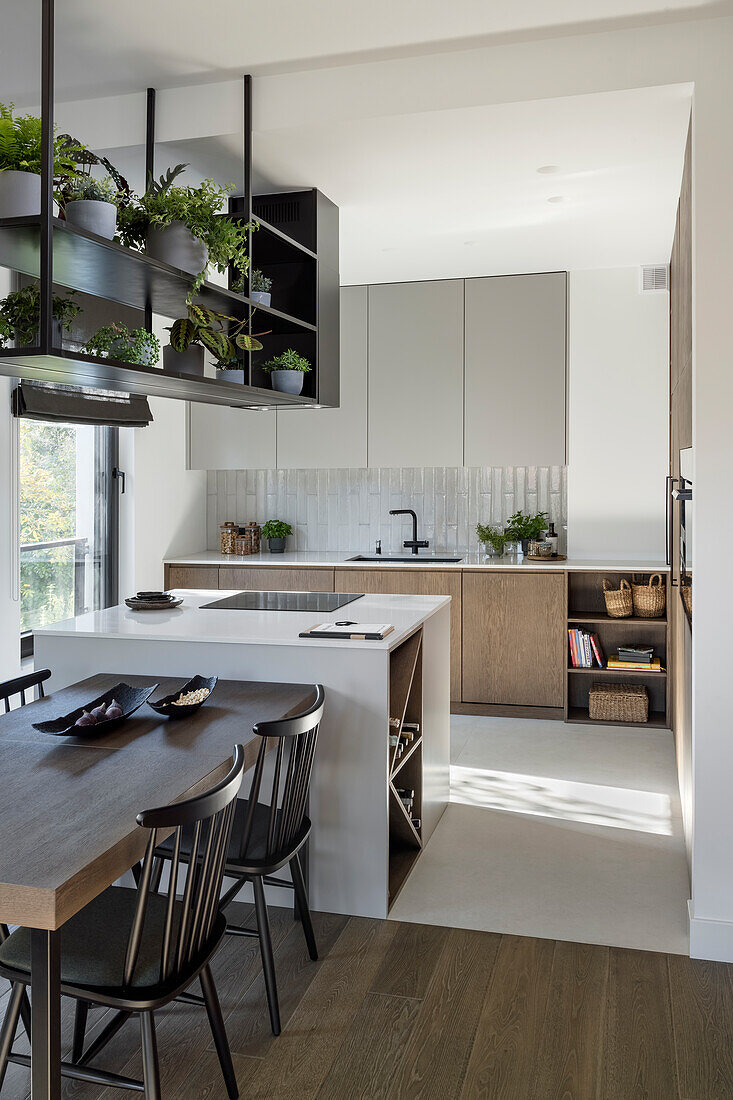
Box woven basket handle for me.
[602,579,611,592]
[619,578,631,591]
[649,573,663,588]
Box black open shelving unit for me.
[0,1,339,410]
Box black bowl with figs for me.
[32,682,158,737]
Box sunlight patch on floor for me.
[450,763,673,835]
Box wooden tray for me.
[524,553,567,562]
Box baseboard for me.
[688,899,733,962]
[451,702,565,720]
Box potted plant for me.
[250,269,272,307]
[83,322,160,366]
[0,102,80,217]
[504,510,549,554]
[476,523,506,558]
[61,173,118,239]
[261,348,311,395]
[117,165,255,297]
[261,519,292,554]
[0,283,80,348]
[166,304,264,378]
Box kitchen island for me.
[34,590,450,919]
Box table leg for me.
[30,928,61,1099]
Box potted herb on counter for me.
[261,520,292,554]
[476,523,506,557]
[504,510,549,554]
[261,348,311,395]
[0,102,80,217]
[0,283,80,348]
[165,304,263,378]
[250,269,272,307]
[83,322,160,366]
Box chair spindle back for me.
[0,669,51,713]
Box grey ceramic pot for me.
[251,290,271,307]
[0,170,41,217]
[65,199,117,240]
[218,368,246,384]
[163,343,205,376]
[146,221,208,276]
[268,538,286,553]
[271,369,304,395]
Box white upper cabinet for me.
[187,403,276,471]
[367,280,464,468]
[464,273,567,467]
[276,286,367,469]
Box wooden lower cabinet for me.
[462,572,565,708]
[219,567,335,592]
[165,565,219,589]
[334,569,462,701]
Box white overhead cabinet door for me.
[367,280,464,468]
[187,405,276,471]
[276,285,368,469]
[464,273,567,467]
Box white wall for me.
[567,268,669,560]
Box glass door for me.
[19,420,118,654]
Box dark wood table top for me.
[0,674,316,931]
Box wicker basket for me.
[681,583,692,617]
[632,574,666,619]
[589,682,649,724]
[602,578,633,618]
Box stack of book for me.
[607,646,664,672]
[568,628,604,668]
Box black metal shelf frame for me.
[0,0,335,409]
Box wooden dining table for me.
[0,672,316,1099]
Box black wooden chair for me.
[153,684,325,1037]
[0,668,52,1042]
[0,745,245,1099]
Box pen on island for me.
[335,621,358,626]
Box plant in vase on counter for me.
[83,322,160,366]
[165,303,264,378]
[0,283,81,348]
[261,520,293,554]
[504,510,548,554]
[116,164,256,297]
[0,102,81,218]
[476,523,506,557]
[261,348,311,396]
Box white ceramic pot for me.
[251,290,271,307]
[218,369,246,385]
[146,221,208,276]
[271,369,304,395]
[65,199,117,240]
[163,343,205,376]
[0,170,41,217]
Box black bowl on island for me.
[147,675,218,720]
[32,682,159,737]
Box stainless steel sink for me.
[347,554,463,564]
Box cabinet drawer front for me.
[462,572,565,708]
[166,566,219,589]
[219,567,335,592]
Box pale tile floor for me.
[389,715,691,954]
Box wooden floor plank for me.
[370,922,449,1000]
[386,927,501,1100]
[530,940,609,1100]
[460,933,554,1100]
[316,992,421,1100]
[240,917,398,1099]
[603,948,679,1100]
[669,953,733,1099]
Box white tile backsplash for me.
[207,466,567,555]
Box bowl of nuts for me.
[147,675,218,720]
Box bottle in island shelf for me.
[402,721,420,734]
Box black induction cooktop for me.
[200,591,363,613]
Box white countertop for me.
[165,550,670,573]
[33,590,449,652]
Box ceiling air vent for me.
[640,264,669,293]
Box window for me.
[19,420,118,655]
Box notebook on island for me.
[299,623,395,640]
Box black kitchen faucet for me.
[389,509,429,555]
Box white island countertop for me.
[34,590,449,652]
[164,550,670,573]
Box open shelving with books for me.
[387,628,424,908]
[565,571,671,728]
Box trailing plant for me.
[476,524,506,554]
[251,269,272,293]
[261,520,292,540]
[504,510,548,540]
[167,303,264,366]
[117,165,256,297]
[0,103,82,184]
[261,348,311,373]
[0,284,81,346]
[83,322,160,365]
[62,173,117,204]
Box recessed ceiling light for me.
[537,165,560,174]
[463,240,477,247]
[547,195,565,203]
[381,246,397,253]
